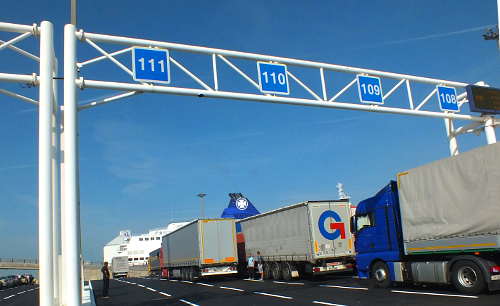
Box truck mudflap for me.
[312,262,354,274]
[200,265,238,276]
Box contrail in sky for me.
[358,24,496,49]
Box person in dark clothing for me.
[101,262,110,298]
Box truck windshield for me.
[356,213,375,232]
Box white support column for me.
[63,24,82,306]
[51,64,61,306]
[484,116,497,144]
[38,21,55,306]
[444,117,459,156]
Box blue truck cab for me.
[352,181,403,280]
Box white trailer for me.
[237,200,355,280]
[161,219,238,280]
[111,256,129,278]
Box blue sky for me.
[1,0,499,261]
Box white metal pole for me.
[484,116,497,144]
[39,20,55,306]
[51,64,61,306]
[63,23,82,306]
[443,118,459,156]
[497,0,500,50]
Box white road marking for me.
[219,286,245,292]
[253,291,293,299]
[160,279,169,281]
[313,301,348,306]
[181,280,193,284]
[146,287,157,292]
[320,285,368,290]
[196,282,214,287]
[158,291,172,297]
[17,290,26,295]
[273,281,304,285]
[170,279,178,282]
[129,282,137,285]
[391,290,479,299]
[4,295,15,300]
[179,298,199,306]
[137,284,145,288]
[244,279,264,282]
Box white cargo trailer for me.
[237,199,355,280]
[111,256,129,278]
[161,218,238,280]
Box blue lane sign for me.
[436,86,459,112]
[132,47,170,84]
[357,75,384,104]
[257,62,289,95]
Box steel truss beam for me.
[74,30,497,127]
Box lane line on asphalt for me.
[3,294,15,300]
[158,291,172,297]
[219,286,245,292]
[146,287,157,292]
[320,285,368,290]
[254,291,293,300]
[244,279,264,282]
[170,279,178,282]
[313,300,347,306]
[273,281,304,285]
[181,281,193,284]
[137,284,145,288]
[17,290,26,295]
[196,282,214,287]
[179,298,199,306]
[391,290,479,299]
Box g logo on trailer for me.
[318,210,346,240]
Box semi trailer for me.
[237,199,355,280]
[111,256,129,278]
[352,142,500,294]
[161,218,239,280]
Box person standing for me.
[256,251,264,280]
[101,262,111,298]
[247,255,255,280]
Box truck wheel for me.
[281,262,292,281]
[271,262,282,280]
[263,263,272,280]
[451,261,486,294]
[371,261,391,288]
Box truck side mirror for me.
[349,216,356,234]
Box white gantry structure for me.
[1,20,498,306]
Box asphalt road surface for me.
[91,275,500,306]
[0,284,38,305]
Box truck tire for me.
[263,263,272,280]
[282,262,292,281]
[371,261,391,288]
[271,262,282,280]
[451,261,486,294]
[188,267,194,282]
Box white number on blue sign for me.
[257,62,290,95]
[357,75,384,104]
[436,86,459,112]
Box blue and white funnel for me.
[220,193,260,219]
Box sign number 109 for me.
[360,83,381,96]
